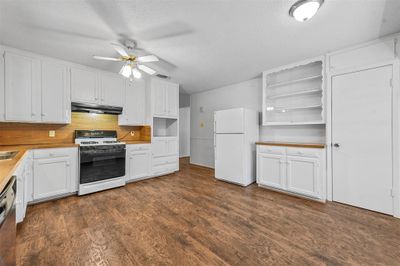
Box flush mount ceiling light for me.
[289,0,324,22]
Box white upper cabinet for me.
[3,51,70,124]
[5,52,41,122]
[41,60,70,123]
[119,79,146,125]
[166,82,179,117]
[71,66,125,107]
[151,78,179,118]
[100,73,124,107]
[71,67,98,104]
[328,38,396,73]
[153,79,167,116]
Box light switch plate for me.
[49,130,56,137]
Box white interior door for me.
[215,134,244,184]
[332,65,393,215]
[179,107,190,157]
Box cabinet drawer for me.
[127,144,150,152]
[258,145,285,155]
[152,156,178,167]
[33,148,76,159]
[286,147,322,158]
[152,164,176,176]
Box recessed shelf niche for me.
[153,117,178,137]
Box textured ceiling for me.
[1,0,399,94]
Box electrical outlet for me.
[130,131,135,136]
[49,130,56,137]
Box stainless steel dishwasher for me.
[0,176,16,266]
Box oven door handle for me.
[92,155,125,162]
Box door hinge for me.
[391,189,397,198]
[390,78,393,88]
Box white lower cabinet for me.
[257,145,325,200]
[32,148,78,201]
[15,152,33,223]
[257,153,286,190]
[286,156,321,198]
[126,144,151,182]
[152,137,178,175]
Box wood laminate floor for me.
[17,158,400,265]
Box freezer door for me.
[215,108,244,134]
[215,134,244,184]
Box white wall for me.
[190,78,325,168]
[179,107,190,157]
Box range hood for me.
[71,102,123,115]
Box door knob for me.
[333,143,340,148]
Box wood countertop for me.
[0,143,80,192]
[124,140,151,145]
[256,141,325,149]
[0,141,150,192]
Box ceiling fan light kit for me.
[289,0,324,22]
[94,40,160,80]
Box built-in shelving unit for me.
[153,117,178,137]
[262,57,325,126]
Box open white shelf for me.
[264,121,326,126]
[267,74,322,88]
[267,104,322,113]
[267,88,322,100]
[262,58,325,126]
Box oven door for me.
[80,147,126,184]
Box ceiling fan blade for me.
[93,55,122,61]
[138,64,157,75]
[111,42,129,57]
[137,55,159,63]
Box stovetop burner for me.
[81,141,99,145]
[74,130,125,146]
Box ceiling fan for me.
[93,40,159,80]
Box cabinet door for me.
[33,156,71,200]
[5,52,40,121]
[0,49,4,121]
[41,61,69,123]
[167,138,178,155]
[166,82,179,117]
[128,151,151,181]
[152,139,168,157]
[286,156,320,198]
[257,153,286,190]
[15,163,25,223]
[120,79,146,125]
[100,73,124,107]
[153,80,166,116]
[71,67,98,104]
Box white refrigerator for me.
[214,108,259,186]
